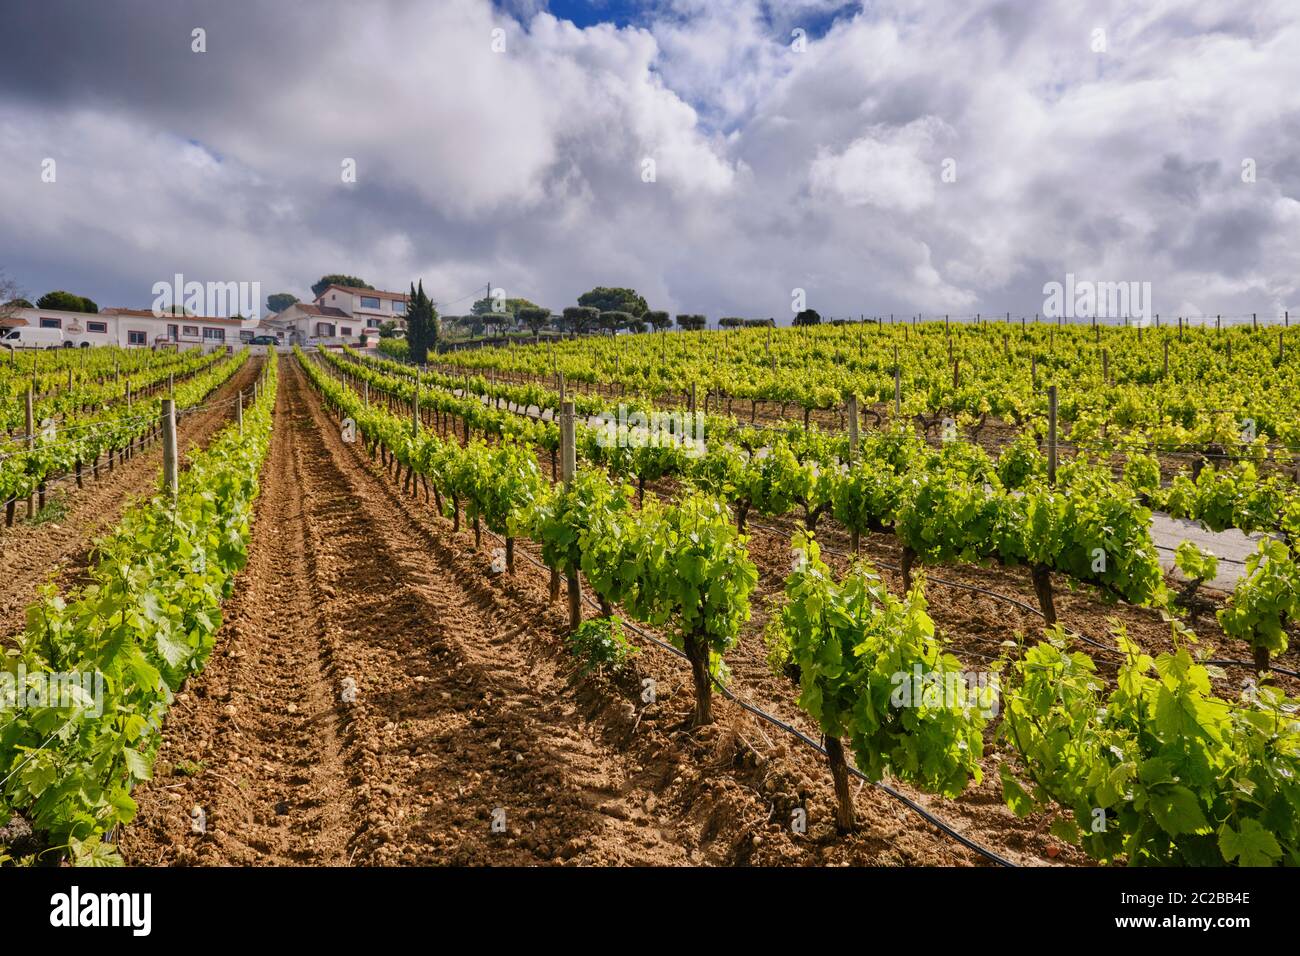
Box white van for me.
[1,327,68,349]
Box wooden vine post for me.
[161,398,179,500]
[1035,385,1059,625]
[1047,384,1058,484]
[893,345,902,418]
[560,399,580,630]
[847,392,860,552]
[412,378,420,436]
[25,387,35,518]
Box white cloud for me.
[809,117,948,212]
[0,0,1297,320]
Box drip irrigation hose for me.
[316,362,1024,868]
[745,521,1300,680]
[335,353,1300,682]
[466,519,1019,868]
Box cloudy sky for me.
[1,0,1296,321]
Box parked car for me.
[249,335,280,345]
[1,327,69,349]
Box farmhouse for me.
[263,284,406,345]
[0,305,246,349]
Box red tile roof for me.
[296,303,351,318]
[316,284,408,303]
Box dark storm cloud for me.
[1167,205,1272,278]
[0,1,297,109]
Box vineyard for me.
[2,324,1297,868]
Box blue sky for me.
[538,0,858,35]
[543,0,643,28]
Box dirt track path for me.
[294,355,985,867]
[0,356,264,637]
[122,358,695,865]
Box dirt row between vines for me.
[122,359,996,866]
[124,360,688,864]
[329,354,1084,865]
[0,355,265,639]
[445,367,1297,677]
[333,357,1300,867]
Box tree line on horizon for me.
[262,275,791,346]
[0,267,815,333]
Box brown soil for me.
[0,356,264,638]
[354,369,1175,866]
[121,358,1042,867]
[731,508,1300,697]
[124,361,695,865]
[150,352,1290,868]
[328,363,1300,867]
[381,363,1073,861]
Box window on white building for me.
[203,327,225,341]
[87,321,108,333]
[40,317,61,329]
[392,300,405,313]
[359,295,381,309]
[127,330,147,346]
[183,325,199,336]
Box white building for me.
[0,282,411,350]
[0,306,245,349]
[315,284,409,328]
[263,284,407,345]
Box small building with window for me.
[261,290,393,346]
[313,284,408,329]
[1,306,244,349]
[102,309,245,348]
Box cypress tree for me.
[406,280,439,364]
